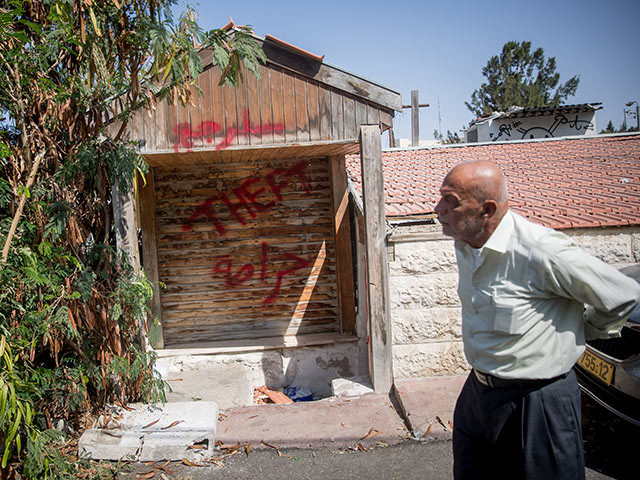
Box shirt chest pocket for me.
[490,295,532,335]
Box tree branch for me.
[1,149,46,263]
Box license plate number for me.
[577,350,615,385]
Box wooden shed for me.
[118,31,400,382]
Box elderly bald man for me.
[434,161,640,480]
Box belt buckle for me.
[474,369,494,387]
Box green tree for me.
[599,120,638,134]
[600,120,617,134]
[465,41,580,117]
[434,129,462,144]
[0,1,263,477]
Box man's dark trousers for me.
[453,369,585,480]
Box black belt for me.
[473,369,568,389]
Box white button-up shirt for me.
[455,210,640,379]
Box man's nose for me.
[434,197,446,214]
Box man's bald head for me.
[445,160,508,205]
[434,161,509,247]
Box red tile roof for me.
[346,133,640,230]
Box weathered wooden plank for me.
[258,65,274,144]
[379,110,393,131]
[156,214,334,237]
[175,94,191,152]
[270,67,285,144]
[164,314,339,329]
[282,71,296,142]
[157,332,353,356]
[360,125,393,393]
[318,85,332,141]
[154,97,168,151]
[329,154,356,334]
[113,182,140,272]
[128,107,145,149]
[139,169,164,348]
[307,80,320,141]
[158,246,335,271]
[152,156,329,177]
[158,261,334,284]
[163,321,339,336]
[162,281,336,303]
[222,78,238,148]
[235,71,250,147]
[156,238,334,263]
[198,68,216,150]
[210,67,226,147]
[159,274,338,300]
[330,90,344,140]
[367,104,380,126]
[142,104,156,152]
[188,82,204,149]
[355,100,368,131]
[246,64,262,145]
[143,141,361,166]
[164,302,339,318]
[163,304,338,323]
[294,75,310,142]
[343,96,356,139]
[163,321,338,347]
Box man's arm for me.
[544,231,640,340]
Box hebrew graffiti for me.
[181,160,313,304]
[173,109,284,151]
[490,113,594,141]
[181,160,311,236]
[213,242,311,305]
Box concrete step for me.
[78,401,218,462]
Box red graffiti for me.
[181,160,312,236]
[173,109,284,151]
[213,242,310,304]
[174,121,222,150]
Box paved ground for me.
[116,392,637,479]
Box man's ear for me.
[482,200,497,217]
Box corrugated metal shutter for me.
[153,156,339,346]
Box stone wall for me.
[388,223,640,379]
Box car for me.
[574,264,640,426]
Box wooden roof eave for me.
[198,34,402,113]
[143,139,362,167]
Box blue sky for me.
[176,0,640,145]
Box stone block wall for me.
[388,224,640,380]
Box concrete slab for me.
[394,375,467,440]
[162,361,253,409]
[216,393,410,449]
[78,402,218,461]
[331,376,374,397]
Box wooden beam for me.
[112,182,140,273]
[138,170,165,349]
[329,154,356,334]
[359,125,393,393]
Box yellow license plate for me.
[577,350,615,385]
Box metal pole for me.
[411,90,419,147]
